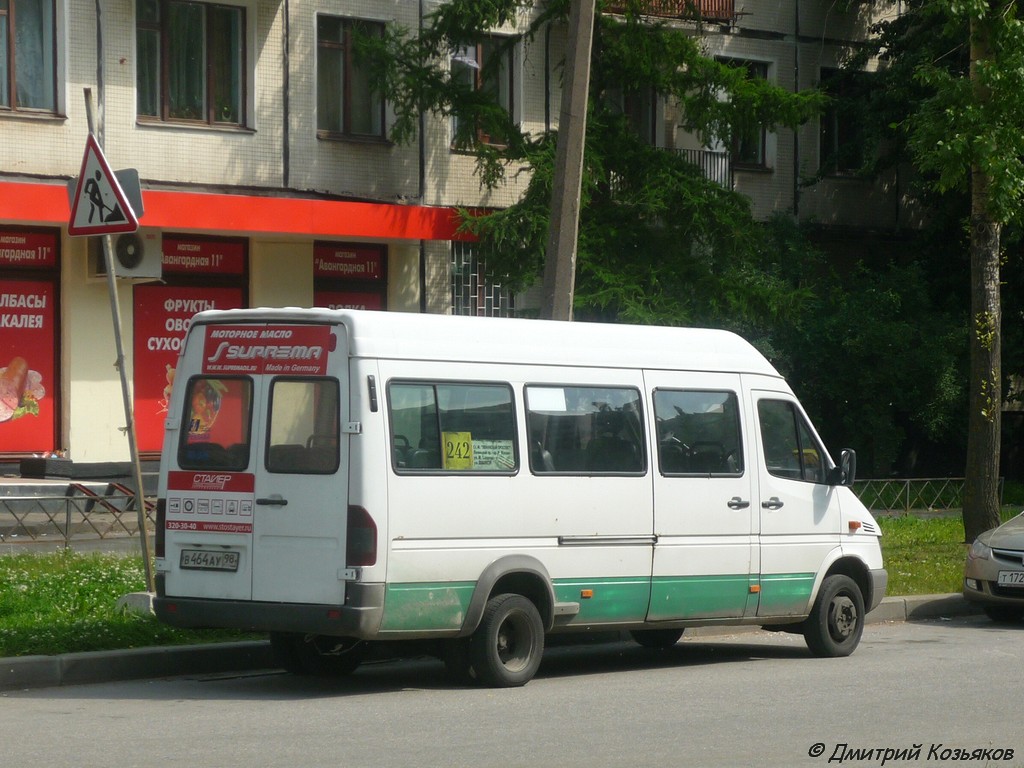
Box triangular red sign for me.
[68,134,139,236]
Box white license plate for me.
[180,549,240,572]
[997,571,1024,587]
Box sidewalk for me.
[0,593,981,692]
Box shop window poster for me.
[0,279,56,452]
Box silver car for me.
[964,512,1024,622]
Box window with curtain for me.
[1,0,57,112]
[451,35,514,147]
[728,59,768,168]
[819,67,870,175]
[136,0,245,126]
[316,16,385,138]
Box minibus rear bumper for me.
[153,577,385,638]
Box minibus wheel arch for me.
[823,556,873,612]
[461,556,556,636]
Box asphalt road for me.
[1,614,1021,768]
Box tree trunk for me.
[962,211,1003,543]
[962,13,1003,544]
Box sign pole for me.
[84,88,155,593]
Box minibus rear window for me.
[266,378,340,474]
[178,376,253,471]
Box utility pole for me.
[83,89,155,592]
[539,0,595,321]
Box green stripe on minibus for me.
[380,581,475,631]
[647,574,753,619]
[553,577,652,623]
[757,572,815,615]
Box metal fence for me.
[0,485,156,550]
[0,477,1001,550]
[852,478,992,516]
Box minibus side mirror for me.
[827,449,857,487]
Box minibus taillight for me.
[155,498,166,558]
[346,505,377,567]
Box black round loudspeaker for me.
[115,232,144,269]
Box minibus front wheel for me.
[469,593,545,687]
[802,575,865,657]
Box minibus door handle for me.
[727,497,750,510]
[761,497,784,510]
[256,495,289,507]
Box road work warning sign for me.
[68,134,139,236]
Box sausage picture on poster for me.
[0,279,56,451]
[133,285,244,453]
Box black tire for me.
[271,632,365,676]
[469,593,545,687]
[983,605,1024,623]
[269,632,304,674]
[630,628,684,649]
[803,574,865,657]
[441,638,477,685]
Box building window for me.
[729,60,768,168]
[451,36,514,147]
[136,0,246,126]
[317,17,385,139]
[606,86,657,145]
[820,68,869,175]
[0,0,56,112]
[451,242,515,318]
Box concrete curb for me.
[868,593,982,624]
[1,640,275,692]
[0,595,983,692]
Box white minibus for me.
[154,308,886,687]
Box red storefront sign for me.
[162,235,246,275]
[313,243,384,281]
[313,288,385,311]
[133,285,245,453]
[0,231,58,269]
[0,279,57,451]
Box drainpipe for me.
[792,0,800,219]
[94,0,104,145]
[545,21,552,131]
[283,0,291,188]
[418,0,428,312]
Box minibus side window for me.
[526,385,646,474]
[266,378,340,474]
[654,389,743,475]
[757,399,827,483]
[388,381,517,473]
[178,376,253,471]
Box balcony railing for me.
[604,0,735,23]
[672,148,732,189]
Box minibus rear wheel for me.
[803,574,865,657]
[469,593,545,687]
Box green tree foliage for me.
[361,0,824,330]
[854,0,1024,539]
[360,0,971,478]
